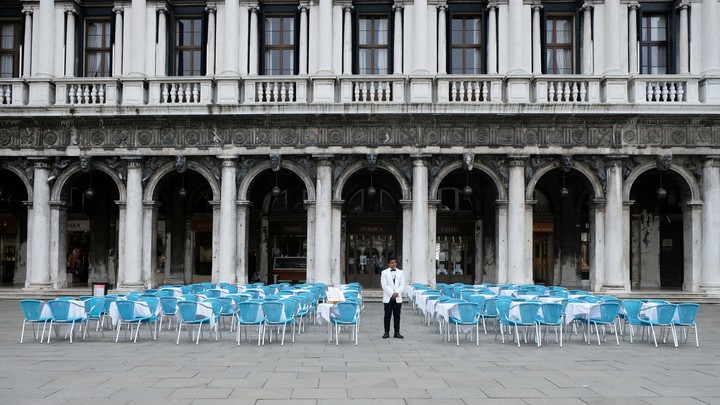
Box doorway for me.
[346,224,396,288]
[533,230,553,285]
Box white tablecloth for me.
[639,302,679,323]
[108,301,160,327]
[41,300,86,320]
[563,302,600,325]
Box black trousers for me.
[384,301,402,334]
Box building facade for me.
[0,0,719,293]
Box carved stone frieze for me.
[236,157,258,185]
[389,155,412,183]
[143,157,168,182]
[333,155,357,182]
[47,157,71,183]
[428,155,448,186]
[477,155,508,188]
[578,155,607,192]
[105,157,127,180]
[292,156,316,181]
[196,156,221,180]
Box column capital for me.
[28,157,52,170]
[531,1,543,11]
[332,199,345,208]
[342,4,354,12]
[298,2,311,11]
[399,199,413,208]
[604,155,627,168]
[313,154,334,167]
[675,1,690,10]
[156,5,168,14]
[123,157,144,169]
[704,156,720,168]
[507,155,528,167]
[236,200,253,208]
[628,1,640,10]
[49,200,71,209]
[64,6,79,15]
[112,5,124,14]
[205,5,217,13]
[220,158,238,168]
[142,200,162,210]
[249,5,260,13]
[487,0,498,10]
[581,2,594,10]
[393,2,405,11]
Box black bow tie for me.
[390,269,396,272]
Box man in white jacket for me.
[380,257,405,338]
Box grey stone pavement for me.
[1,299,719,405]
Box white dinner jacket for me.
[381,268,405,303]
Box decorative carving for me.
[525,156,551,183]
[678,156,703,183]
[197,156,221,180]
[390,155,412,182]
[3,158,34,183]
[463,152,475,171]
[583,156,607,191]
[105,157,127,180]
[560,154,573,173]
[429,155,447,186]
[293,156,316,181]
[477,156,508,188]
[622,156,644,179]
[47,157,71,183]
[236,157,258,184]
[332,156,354,182]
[366,153,378,172]
[79,156,93,173]
[143,157,165,182]
[270,154,282,172]
[656,154,673,171]
[175,155,187,173]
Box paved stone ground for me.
[1,299,718,405]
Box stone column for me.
[115,202,126,287]
[683,202,702,292]
[156,6,167,76]
[400,200,413,282]
[184,220,193,284]
[590,200,605,292]
[206,6,217,76]
[318,0,333,73]
[22,9,32,77]
[49,201,68,288]
[507,0,524,73]
[314,156,333,284]
[677,2,690,74]
[122,158,144,289]
[603,157,628,292]
[412,0,428,73]
[223,0,240,74]
[236,201,251,284]
[36,0,55,77]
[411,156,429,284]
[129,0,147,76]
[524,201,534,282]
[342,5,353,75]
[113,6,124,76]
[701,0,720,73]
[331,200,343,284]
[298,3,309,75]
[701,157,720,294]
[211,201,220,282]
[427,199,439,287]
[305,202,316,282]
[248,6,259,76]
[507,158,526,284]
[486,2,498,74]
[531,2,542,74]
[603,0,621,73]
[218,158,238,283]
[393,3,404,74]
[495,200,508,283]
[28,159,51,288]
[582,3,593,74]
[436,3,447,75]
[627,2,639,74]
[142,201,159,287]
[65,8,76,77]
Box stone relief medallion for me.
[425,129,440,144]
[498,128,513,144]
[114,129,128,145]
[352,128,367,143]
[137,130,153,145]
[696,128,712,145]
[596,128,613,145]
[0,131,10,146]
[474,129,489,144]
[400,128,416,144]
[256,129,271,144]
[90,130,105,145]
[622,130,637,143]
[328,129,344,144]
[232,129,248,144]
[185,130,200,145]
[572,129,586,144]
[449,129,464,144]
[280,129,296,145]
[305,128,319,144]
[671,130,686,144]
[161,129,175,145]
[377,129,391,144]
[523,130,538,144]
[646,129,661,143]
[43,131,57,146]
[547,129,563,144]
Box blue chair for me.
[84,297,107,337]
[585,301,622,346]
[46,299,87,343]
[236,301,265,346]
[537,302,564,347]
[673,303,700,347]
[331,301,360,345]
[176,301,213,345]
[468,295,488,333]
[447,302,481,346]
[620,300,644,343]
[343,290,360,299]
[480,297,500,335]
[217,296,236,331]
[159,297,179,331]
[19,300,51,343]
[640,303,678,347]
[114,300,156,343]
[204,289,223,298]
[263,301,294,345]
[508,302,541,347]
[202,298,222,340]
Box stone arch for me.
[623,161,701,202]
[1,163,33,200]
[333,160,411,201]
[237,160,316,201]
[51,162,127,201]
[526,160,605,200]
[143,161,221,201]
[429,160,508,201]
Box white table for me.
[41,300,86,320]
[639,302,679,323]
[108,301,160,327]
[563,302,598,325]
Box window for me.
[450,16,482,74]
[545,15,574,74]
[84,19,111,77]
[0,21,20,78]
[264,15,295,75]
[641,14,668,74]
[174,16,203,76]
[358,16,389,75]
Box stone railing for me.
[533,76,601,103]
[148,78,214,105]
[630,76,700,103]
[0,80,27,106]
[55,79,121,105]
[339,76,406,103]
[243,77,307,104]
[437,76,502,103]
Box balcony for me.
[1,73,718,109]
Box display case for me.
[272,256,307,282]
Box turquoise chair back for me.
[675,303,699,325]
[116,301,139,321]
[237,301,264,324]
[595,301,621,323]
[539,302,563,325]
[621,300,643,323]
[335,302,359,323]
[454,302,480,323]
[654,304,678,324]
[20,300,47,321]
[160,297,179,315]
[517,302,540,324]
[495,299,512,323]
[263,301,286,323]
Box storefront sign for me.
[437,224,473,235]
[67,220,91,232]
[191,218,212,232]
[533,222,554,233]
[270,223,307,235]
[347,223,394,234]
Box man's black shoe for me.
[382,333,390,338]
[394,333,404,339]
